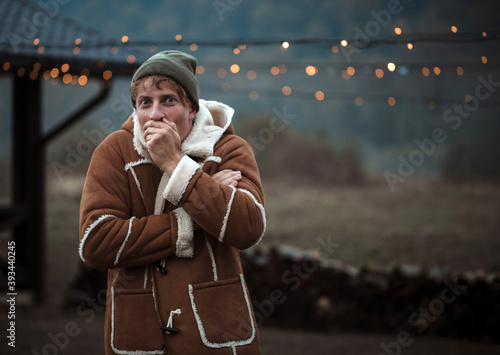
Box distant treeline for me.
[237,117,365,186]
[2,117,499,200]
[441,131,500,181]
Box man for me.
[79,50,266,354]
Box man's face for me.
[135,76,196,141]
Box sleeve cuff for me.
[163,156,199,205]
[173,208,194,258]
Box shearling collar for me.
[128,99,234,161]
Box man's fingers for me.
[212,169,230,180]
[162,118,177,129]
[144,121,180,145]
[144,119,178,134]
[214,170,235,180]
[219,170,242,181]
[212,169,242,186]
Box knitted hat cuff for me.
[131,50,199,111]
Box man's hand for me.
[212,169,242,187]
[193,169,241,231]
[144,118,181,175]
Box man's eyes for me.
[138,98,175,106]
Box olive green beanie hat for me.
[131,50,199,111]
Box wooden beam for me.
[42,81,111,144]
[12,75,44,303]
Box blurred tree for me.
[441,131,500,180]
[239,116,365,186]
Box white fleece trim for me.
[143,265,149,289]
[163,155,199,205]
[110,287,164,355]
[124,158,154,170]
[129,168,144,200]
[114,217,135,266]
[125,159,154,202]
[219,185,237,243]
[132,110,152,160]
[181,100,233,159]
[205,156,222,164]
[154,172,170,215]
[151,274,158,312]
[174,208,194,258]
[237,189,266,245]
[114,217,136,266]
[188,274,256,349]
[204,234,218,281]
[79,214,118,263]
[200,155,222,168]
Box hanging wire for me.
[3,31,500,51]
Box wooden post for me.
[12,75,44,303]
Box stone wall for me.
[65,244,500,343]
[240,245,500,343]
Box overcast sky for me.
[55,0,500,41]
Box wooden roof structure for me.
[0,0,149,77]
[0,0,149,302]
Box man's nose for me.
[150,102,164,120]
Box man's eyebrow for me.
[137,94,151,101]
[160,93,179,99]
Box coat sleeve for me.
[79,138,178,270]
[162,135,266,250]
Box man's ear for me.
[189,105,197,121]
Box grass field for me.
[261,178,500,274]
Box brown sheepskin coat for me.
[79,100,266,354]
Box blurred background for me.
[1,0,500,354]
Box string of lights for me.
[2,27,499,108]
[198,60,498,79]
[5,28,497,80]
[4,53,497,86]
[125,30,500,50]
[5,60,496,89]
[203,84,500,108]
[2,29,500,52]
[3,57,498,107]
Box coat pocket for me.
[188,274,256,349]
[111,287,164,353]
